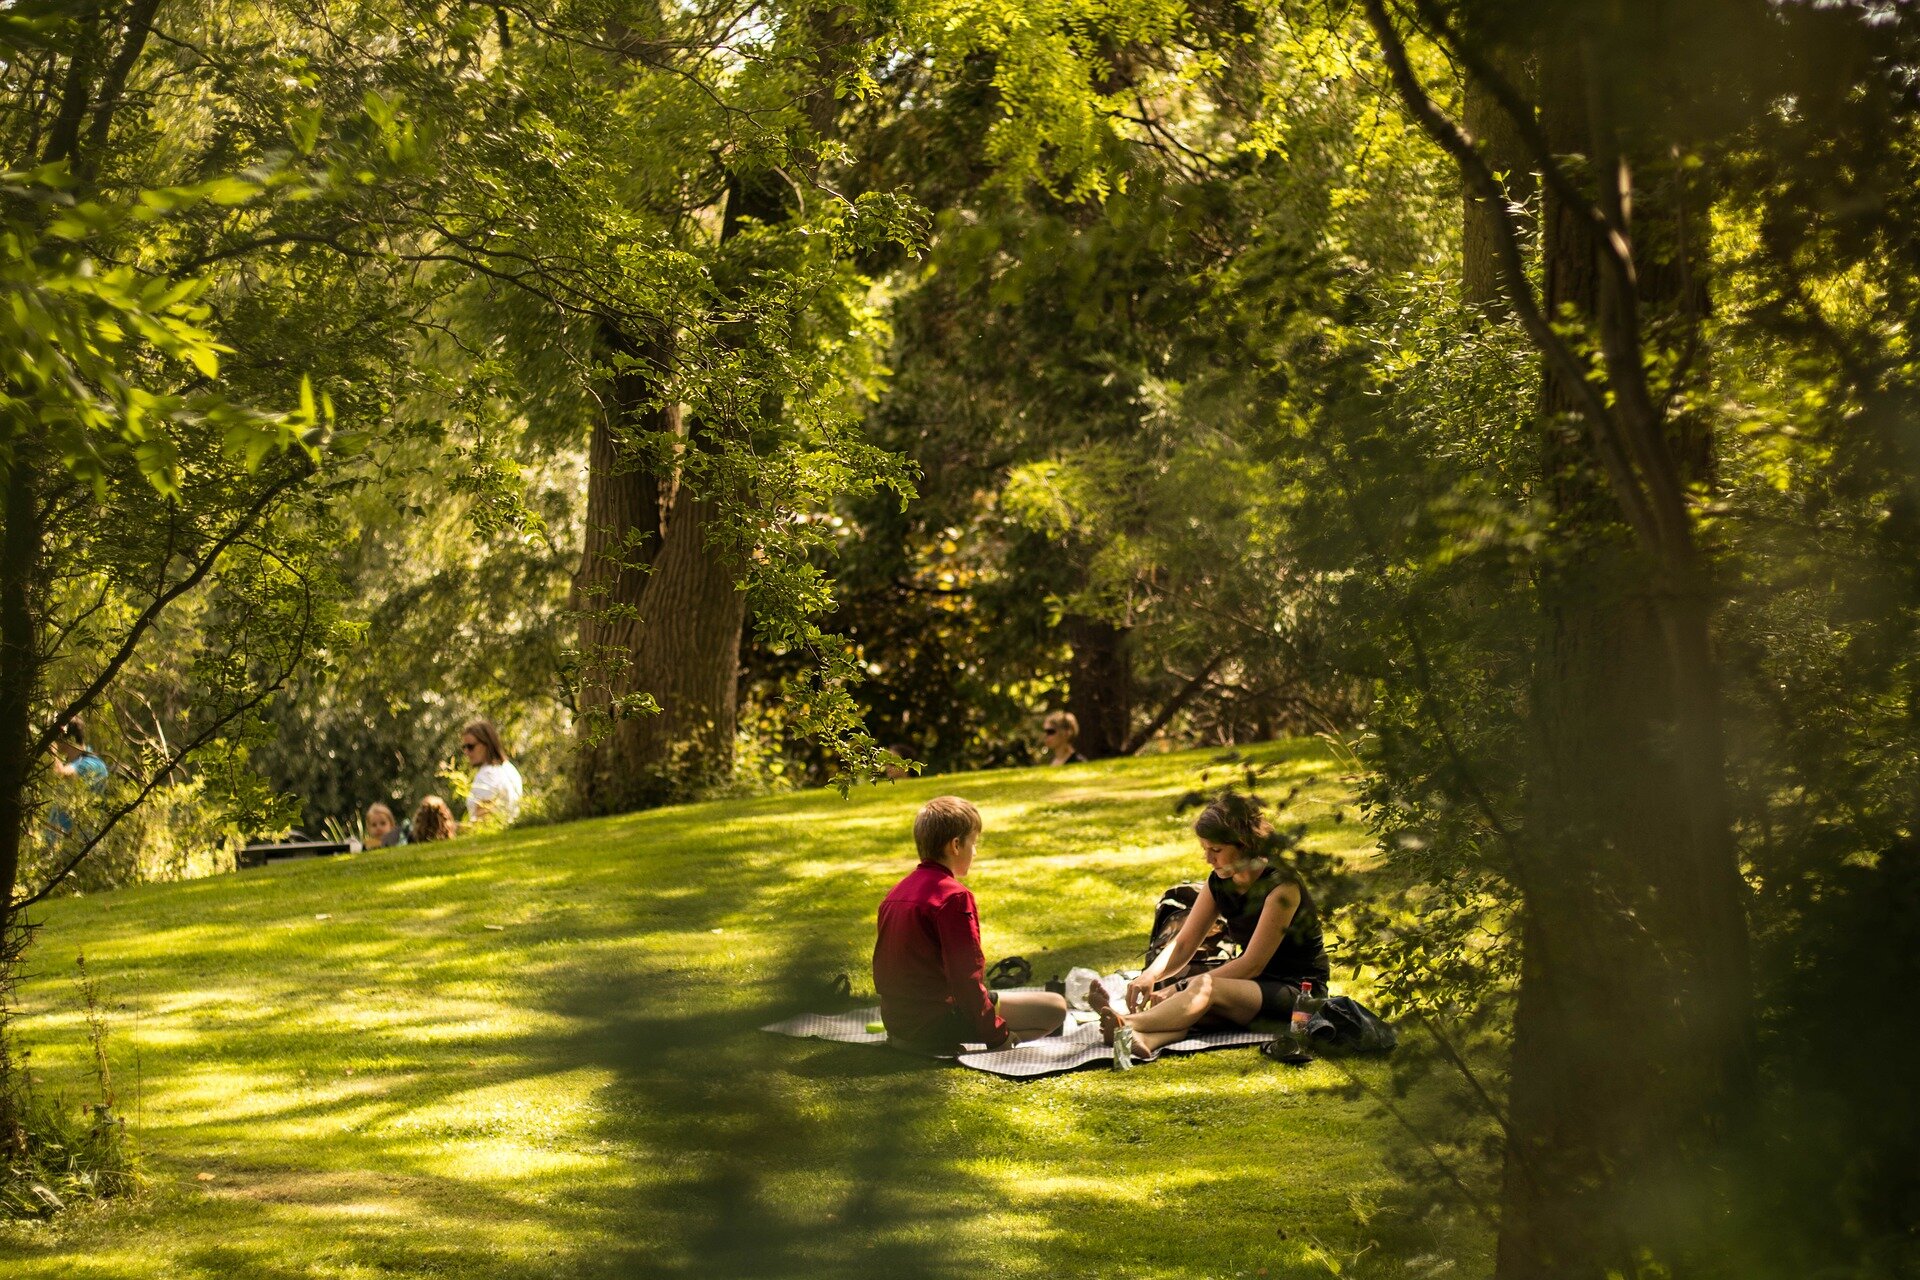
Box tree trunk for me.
[0,447,41,923]
[1063,615,1131,759]
[0,448,39,1154]
[575,478,749,811]
[574,9,865,812]
[1461,51,1537,312]
[1494,44,1752,1280]
[572,170,785,813]
[573,329,674,813]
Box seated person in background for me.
[365,802,406,848]
[1091,791,1332,1065]
[882,743,915,781]
[873,796,1067,1053]
[412,795,458,843]
[461,718,523,823]
[1041,711,1088,765]
[47,715,110,837]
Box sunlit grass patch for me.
[0,742,1489,1278]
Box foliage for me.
[23,779,240,895]
[249,447,581,832]
[755,3,1439,772]
[3,0,935,871]
[2,953,136,1221]
[0,1092,135,1221]
[0,149,345,906]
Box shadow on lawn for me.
[548,946,985,1280]
[5,743,1398,1278]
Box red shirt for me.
[872,862,1010,1050]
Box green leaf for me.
[288,105,323,155]
[199,175,260,206]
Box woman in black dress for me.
[1092,792,1330,1063]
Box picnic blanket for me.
[760,985,1273,1080]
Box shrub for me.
[23,778,240,898]
[1,954,139,1221]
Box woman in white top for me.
[461,719,523,823]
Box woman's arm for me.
[1205,881,1301,982]
[1128,883,1221,1009]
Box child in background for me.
[872,796,1067,1053]
[365,802,406,848]
[412,795,458,842]
[45,715,109,840]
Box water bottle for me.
[1290,980,1315,1041]
[1267,980,1318,1066]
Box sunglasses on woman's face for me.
[1042,728,1060,737]
[462,741,482,753]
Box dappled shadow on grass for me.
[540,945,983,1280]
[1,742,1480,1279]
[780,1041,938,1082]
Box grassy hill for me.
[0,742,1490,1279]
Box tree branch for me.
[1124,652,1229,754]
[16,628,308,910]
[1361,0,1666,555]
[77,0,165,176]
[30,463,307,761]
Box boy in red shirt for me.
[873,796,1068,1053]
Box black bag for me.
[1145,882,1237,971]
[1306,995,1397,1054]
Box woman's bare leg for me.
[1096,975,1265,1058]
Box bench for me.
[237,838,354,869]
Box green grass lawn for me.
[0,742,1489,1278]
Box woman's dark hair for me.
[462,718,507,766]
[60,715,87,746]
[1192,792,1273,854]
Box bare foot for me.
[1087,980,1122,1044]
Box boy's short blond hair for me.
[914,796,982,863]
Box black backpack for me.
[1307,995,1397,1053]
[1145,882,1239,971]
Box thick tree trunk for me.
[0,447,43,930]
[575,477,748,811]
[616,487,748,798]
[1461,52,1537,312]
[1063,615,1131,759]
[573,169,784,813]
[1494,46,1752,1280]
[573,330,675,812]
[575,11,861,813]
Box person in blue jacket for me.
[47,715,109,836]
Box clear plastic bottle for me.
[1268,979,1318,1066]
[1289,980,1316,1049]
